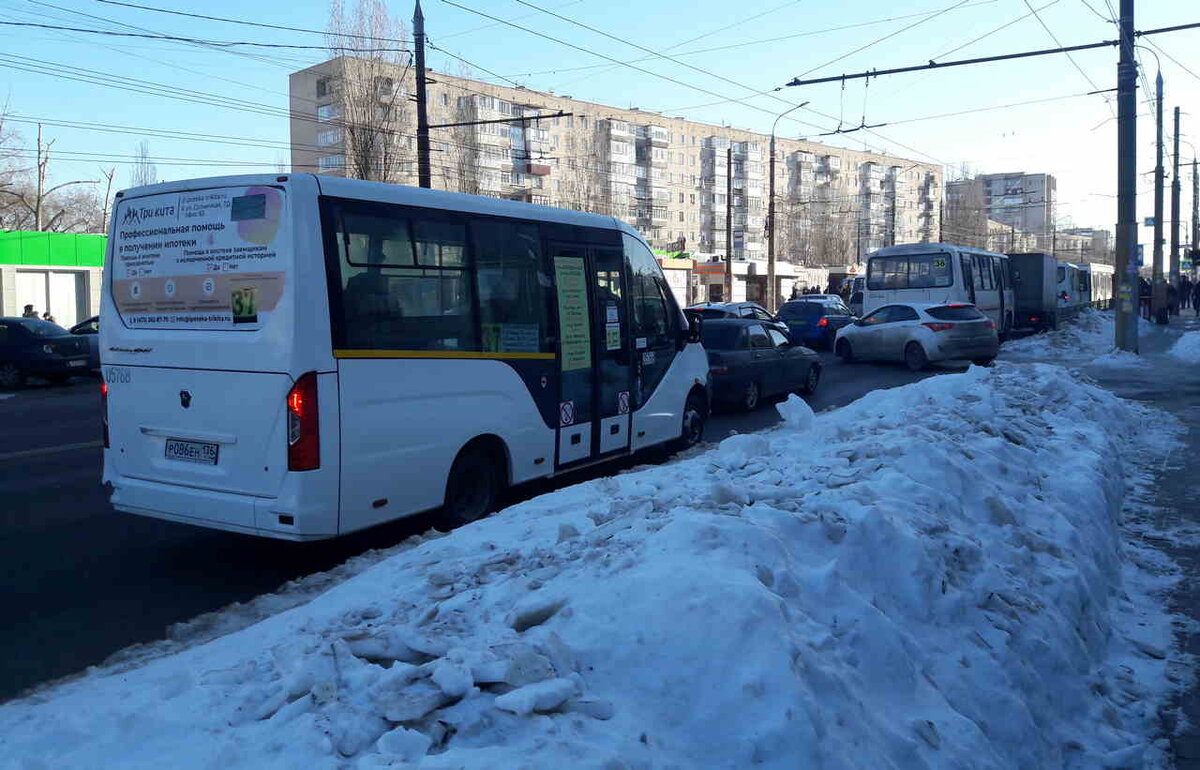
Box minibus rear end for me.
[100,175,340,540]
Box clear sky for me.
[2,0,1197,240]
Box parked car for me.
[687,302,790,337]
[833,302,999,371]
[777,297,856,349]
[0,317,91,388]
[69,316,100,370]
[701,318,821,411]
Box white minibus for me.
[100,175,710,540]
[863,244,1014,337]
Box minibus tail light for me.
[100,381,109,449]
[287,373,319,471]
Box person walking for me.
[21,304,38,319]
[41,311,56,324]
[1192,281,1200,316]
[1167,282,1179,318]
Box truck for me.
[1008,252,1059,331]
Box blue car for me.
[777,298,856,350]
[0,317,91,388]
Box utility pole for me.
[1171,105,1182,287]
[1152,70,1166,323]
[413,0,431,189]
[767,136,777,311]
[724,146,733,302]
[1114,0,1138,350]
[1193,157,1199,272]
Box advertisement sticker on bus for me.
[111,186,287,330]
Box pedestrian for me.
[1192,281,1200,316]
[21,304,38,319]
[1167,282,1179,317]
[41,311,56,324]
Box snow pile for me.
[1002,309,1148,363]
[1092,350,1151,369]
[0,365,1180,769]
[1167,331,1200,362]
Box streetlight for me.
[766,100,809,312]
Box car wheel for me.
[904,342,929,372]
[799,364,821,395]
[674,391,707,451]
[836,339,854,363]
[443,443,503,528]
[742,381,761,412]
[0,363,26,390]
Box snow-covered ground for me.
[1168,331,1200,362]
[1001,309,1153,366]
[0,362,1182,769]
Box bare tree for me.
[327,0,411,183]
[130,139,157,187]
[99,166,117,233]
[446,95,483,195]
[941,165,988,249]
[0,124,97,231]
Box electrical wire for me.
[93,0,408,44]
[0,20,408,51]
[1142,38,1200,84]
[1020,0,1106,97]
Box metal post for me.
[1171,106,1182,286]
[1114,0,1138,350]
[767,135,777,312]
[725,146,733,302]
[1193,157,1199,271]
[414,0,431,189]
[1152,70,1166,323]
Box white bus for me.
[100,175,710,540]
[864,243,1014,337]
[1080,262,1115,310]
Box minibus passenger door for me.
[960,255,976,304]
[592,246,632,456]
[552,246,595,466]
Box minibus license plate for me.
[165,439,219,465]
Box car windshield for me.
[925,305,986,321]
[700,324,743,349]
[777,302,825,320]
[13,319,65,337]
[693,308,730,319]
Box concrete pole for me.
[1114,0,1138,350]
[414,0,431,189]
[767,134,777,312]
[1193,157,1199,271]
[1171,106,1182,286]
[1152,71,1166,323]
[724,147,733,302]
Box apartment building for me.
[976,172,1057,238]
[289,58,942,265]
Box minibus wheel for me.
[443,443,503,528]
[675,391,707,450]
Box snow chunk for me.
[377,726,432,760]
[775,393,814,430]
[493,678,576,715]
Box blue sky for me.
[2,0,1197,237]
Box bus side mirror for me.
[684,312,701,345]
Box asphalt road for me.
[0,353,939,702]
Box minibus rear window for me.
[867,253,953,291]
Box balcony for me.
[527,163,552,176]
[649,126,670,147]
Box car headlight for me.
[43,344,55,354]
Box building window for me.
[440,93,449,107]
[678,192,684,203]
[690,194,695,204]
[678,212,684,222]
[318,128,343,147]
[318,154,345,171]
[317,104,342,122]
[580,117,588,128]
[316,77,331,98]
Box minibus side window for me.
[472,219,553,353]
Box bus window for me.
[625,233,677,406]
[960,255,976,303]
[867,253,952,290]
[472,219,552,353]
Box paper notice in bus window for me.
[112,185,286,331]
[554,257,592,371]
[606,303,619,323]
[605,323,621,350]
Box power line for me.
[426,39,523,87]
[92,0,407,44]
[503,0,998,79]
[1020,0,1105,96]
[1078,0,1113,23]
[786,22,1200,88]
[1141,38,1200,84]
[0,20,408,51]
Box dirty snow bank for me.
[1167,331,1200,362]
[0,364,1179,769]
[1002,309,1150,365]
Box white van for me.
[863,243,1015,337]
[101,175,710,540]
